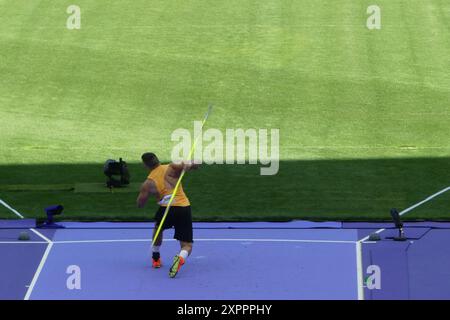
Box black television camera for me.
[103,158,130,188]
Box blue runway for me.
[2,220,450,300]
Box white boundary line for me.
[398,186,450,217]
[51,238,357,244]
[0,199,24,219]
[355,241,364,300]
[0,198,54,300]
[24,227,53,301]
[29,228,52,243]
[355,186,450,301]
[24,242,53,300]
[0,198,51,242]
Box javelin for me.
[152,104,213,246]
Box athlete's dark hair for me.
[141,152,160,169]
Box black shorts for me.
[154,206,193,243]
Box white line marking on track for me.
[29,228,52,243]
[24,242,53,300]
[355,242,364,300]
[0,198,55,300]
[359,228,386,243]
[0,199,24,219]
[0,199,51,243]
[51,238,357,244]
[398,186,450,217]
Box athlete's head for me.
[141,152,160,170]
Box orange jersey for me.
[147,164,190,207]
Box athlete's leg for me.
[152,225,163,268]
[153,224,164,246]
[179,241,192,257]
[169,206,193,278]
[169,242,190,278]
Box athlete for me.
[137,152,199,278]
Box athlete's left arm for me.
[137,179,158,208]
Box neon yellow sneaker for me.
[169,255,185,278]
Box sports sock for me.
[179,249,189,260]
[152,246,160,260]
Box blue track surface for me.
[1,221,450,300]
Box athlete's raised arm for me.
[137,179,158,208]
[167,161,200,179]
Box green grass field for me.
[0,1,449,222]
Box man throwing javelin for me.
[137,152,199,278]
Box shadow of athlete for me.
[137,152,199,278]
